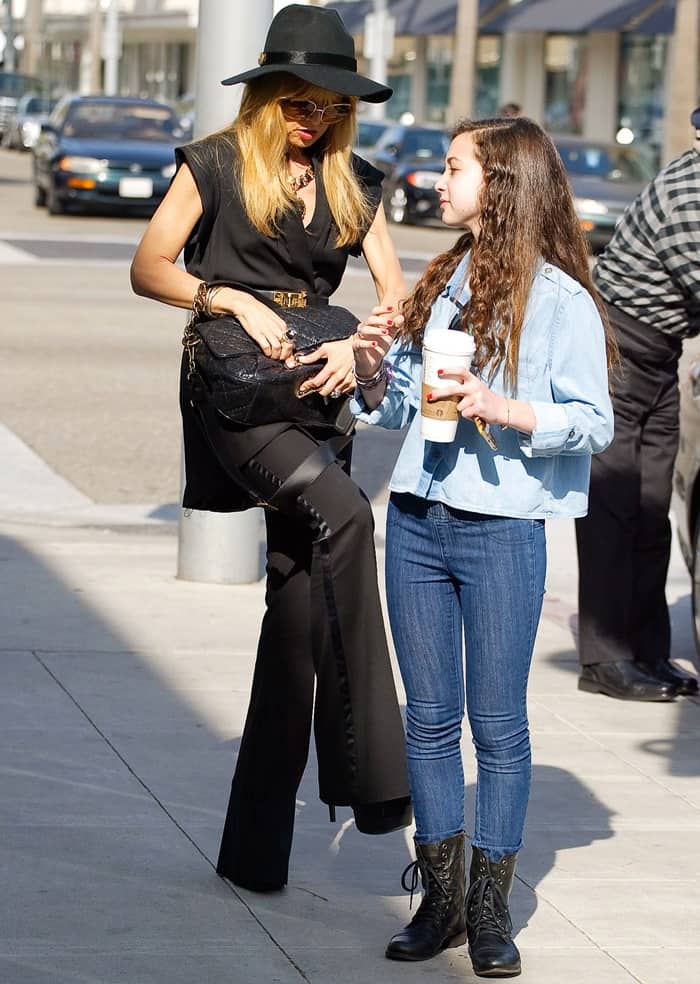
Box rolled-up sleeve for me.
[520,289,614,457]
[351,340,422,429]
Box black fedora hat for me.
[221,3,392,104]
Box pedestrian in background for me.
[575,107,700,701]
[497,101,522,118]
[352,117,615,977]
[130,4,411,894]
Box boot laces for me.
[466,876,512,938]
[400,858,450,912]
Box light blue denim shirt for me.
[352,254,614,519]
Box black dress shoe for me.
[578,660,678,701]
[635,657,699,696]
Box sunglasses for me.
[279,98,352,125]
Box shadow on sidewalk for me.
[0,530,417,982]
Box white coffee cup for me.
[420,329,476,443]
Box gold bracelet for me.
[204,285,225,317]
[192,281,209,320]
[502,396,511,430]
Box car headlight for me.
[22,120,41,142]
[58,156,107,174]
[161,162,176,179]
[574,197,608,216]
[406,170,439,190]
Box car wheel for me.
[47,179,65,215]
[34,181,47,207]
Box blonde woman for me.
[130,4,411,894]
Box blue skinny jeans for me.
[385,493,546,859]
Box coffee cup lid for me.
[423,328,475,356]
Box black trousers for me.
[213,425,410,890]
[575,303,682,666]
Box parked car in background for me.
[3,93,58,150]
[0,71,43,141]
[672,360,700,656]
[355,118,392,152]
[33,95,185,215]
[367,123,449,225]
[553,136,654,250]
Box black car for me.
[672,360,700,654]
[553,137,653,250]
[355,118,392,151]
[368,123,449,225]
[33,95,186,215]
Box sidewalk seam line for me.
[30,649,311,984]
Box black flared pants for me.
[214,426,410,890]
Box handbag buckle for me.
[273,290,307,308]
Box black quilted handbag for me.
[183,283,358,433]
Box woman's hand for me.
[296,337,355,397]
[220,288,296,362]
[352,305,402,379]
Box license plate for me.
[119,176,153,198]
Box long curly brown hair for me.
[399,117,617,388]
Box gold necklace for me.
[288,162,314,220]
[289,162,314,192]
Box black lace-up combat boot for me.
[466,847,521,977]
[385,831,467,961]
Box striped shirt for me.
[593,148,700,339]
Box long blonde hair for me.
[217,75,374,246]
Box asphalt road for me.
[0,148,456,506]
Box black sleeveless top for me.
[176,132,384,512]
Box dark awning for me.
[328,1,503,37]
[328,0,680,36]
[487,0,677,33]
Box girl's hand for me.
[222,288,296,362]
[352,305,403,379]
[429,367,508,425]
[296,337,355,397]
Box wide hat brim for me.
[221,64,392,104]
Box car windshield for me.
[401,129,449,160]
[555,142,654,183]
[23,96,52,115]
[62,102,180,141]
[357,121,388,148]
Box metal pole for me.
[449,0,479,125]
[365,0,390,120]
[88,0,103,94]
[103,0,119,96]
[176,0,274,584]
[3,0,16,72]
[22,0,42,77]
[662,0,699,164]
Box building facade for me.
[2,0,697,162]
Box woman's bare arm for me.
[130,163,291,360]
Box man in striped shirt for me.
[576,107,700,702]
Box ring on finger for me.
[330,389,342,399]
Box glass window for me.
[544,35,588,134]
[617,34,668,168]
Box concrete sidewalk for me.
[1,428,700,984]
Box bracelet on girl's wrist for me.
[502,396,511,430]
[353,363,386,388]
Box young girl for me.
[352,118,616,977]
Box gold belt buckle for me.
[273,290,307,308]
